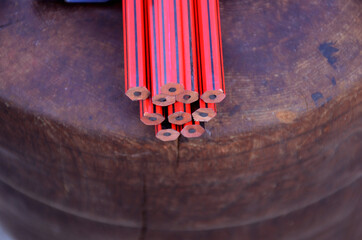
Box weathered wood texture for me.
[0,0,361,239]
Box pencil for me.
[176,0,199,104]
[147,0,177,106]
[168,102,192,125]
[180,120,205,138]
[195,0,225,103]
[140,98,165,125]
[123,0,150,101]
[192,99,217,122]
[155,122,180,141]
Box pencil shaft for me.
[147,0,185,98]
[176,0,199,104]
[123,0,149,100]
[196,0,225,103]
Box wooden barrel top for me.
[0,0,361,239]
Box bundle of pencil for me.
[123,0,225,142]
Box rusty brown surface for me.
[0,0,361,239]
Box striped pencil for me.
[146,0,176,106]
[168,102,192,125]
[140,98,165,125]
[181,120,205,138]
[147,0,185,106]
[158,0,185,96]
[176,0,199,104]
[195,0,225,104]
[139,3,164,126]
[155,122,181,141]
[123,0,150,101]
[192,99,217,122]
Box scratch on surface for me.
[0,19,23,31]
[0,21,13,31]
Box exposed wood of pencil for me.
[181,121,205,138]
[146,0,176,106]
[123,0,150,101]
[176,0,199,104]
[196,0,225,104]
[192,99,217,122]
[168,102,192,125]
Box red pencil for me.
[123,0,150,101]
[176,0,199,104]
[181,121,205,138]
[146,0,176,106]
[168,102,192,125]
[140,98,165,125]
[155,123,180,141]
[195,0,225,103]
[192,99,217,122]
[147,0,185,103]
[158,0,185,96]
